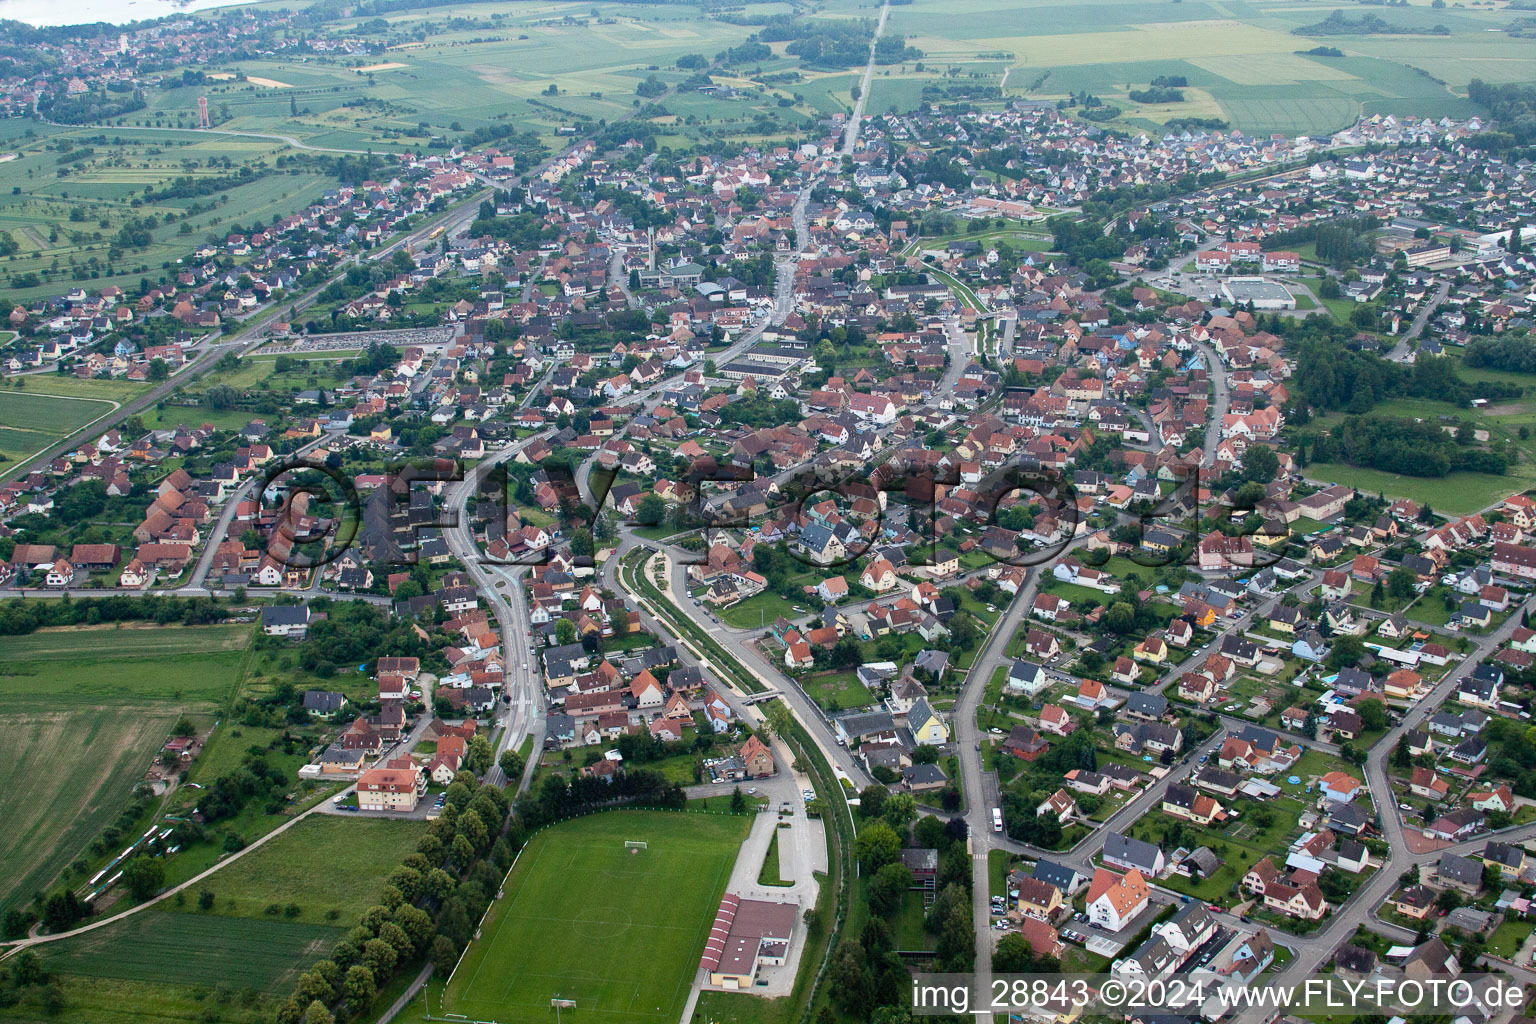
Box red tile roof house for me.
[357,766,421,812]
[1003,726,1049,761]
[1038,704,1076,737]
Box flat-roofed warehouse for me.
[1220,276,1296,311]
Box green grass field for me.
[14,375,148,403]
[0,122,339,301]
[443,810,750,1024]
[888,0,1495,137]
[801,671,875,712]
[757,830,791,887]
[37,910,348,994]
[196,815,424,926]
[717,590,800,630]
[0,623,253,710]
[0,709,180,916]
[0,389,116,466]
[0,976,274,1024]
[0,624,255,914]
[1304,462,1523,516]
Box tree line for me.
[1307,414,1510,477]
[0,595,230,636]
[1464,333,1536,374]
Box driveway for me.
[692,736,826,1002]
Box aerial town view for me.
[4,0,1536,1022]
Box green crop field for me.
[117,1,799,158]
[0,623,254,710]
[38,910,348,993]
[0,391,114,433]
[1305,462,1525,516]
[886,0,1504,137]
[0,123,337,302]
[0,624,256,913]
[0,976,274,1024]
[0,389,117,466]
[199,815,424,926]
[443,810,750,1024]
[0,708,181,916]
[14,375,149,403]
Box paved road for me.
[440,430,553,786]
[0,781,355,956]
[1233,592,1536,1024]
[182,431,336,590]
[953,556,1048,1015]
[0,189,483,484]
[607,248,639,309]
[652,542,871,787]
[998,311,1017,356]
[840,2,891,156]
[377,963,433,1024]
[947,338,1238,1018]
[1389,278,1450,362]
[187,476,257,590]
[1192,339,1229,464]
[597,537,777,735]
[791,184,813,255]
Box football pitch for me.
[442,810,750,1024]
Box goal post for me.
[624,840,648,851]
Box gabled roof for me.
[1103,832,1162,872]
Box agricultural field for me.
[0,124,337,301]
[36,910,348,994]
[0,624,255,913]
[0,388,118,468]
[885,0,1510,137]
[442,810,750,1024]
[196,815,423,926]
[1304,461,1530,517]
[179,349,362,399]
[0,709,179,917]
[123,1,806,156]
[0,622,254,711]
[0,977,275,1024]
[14,374,149,403]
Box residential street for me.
[1388,278,1451,362]
[1233,592,1536,1024]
